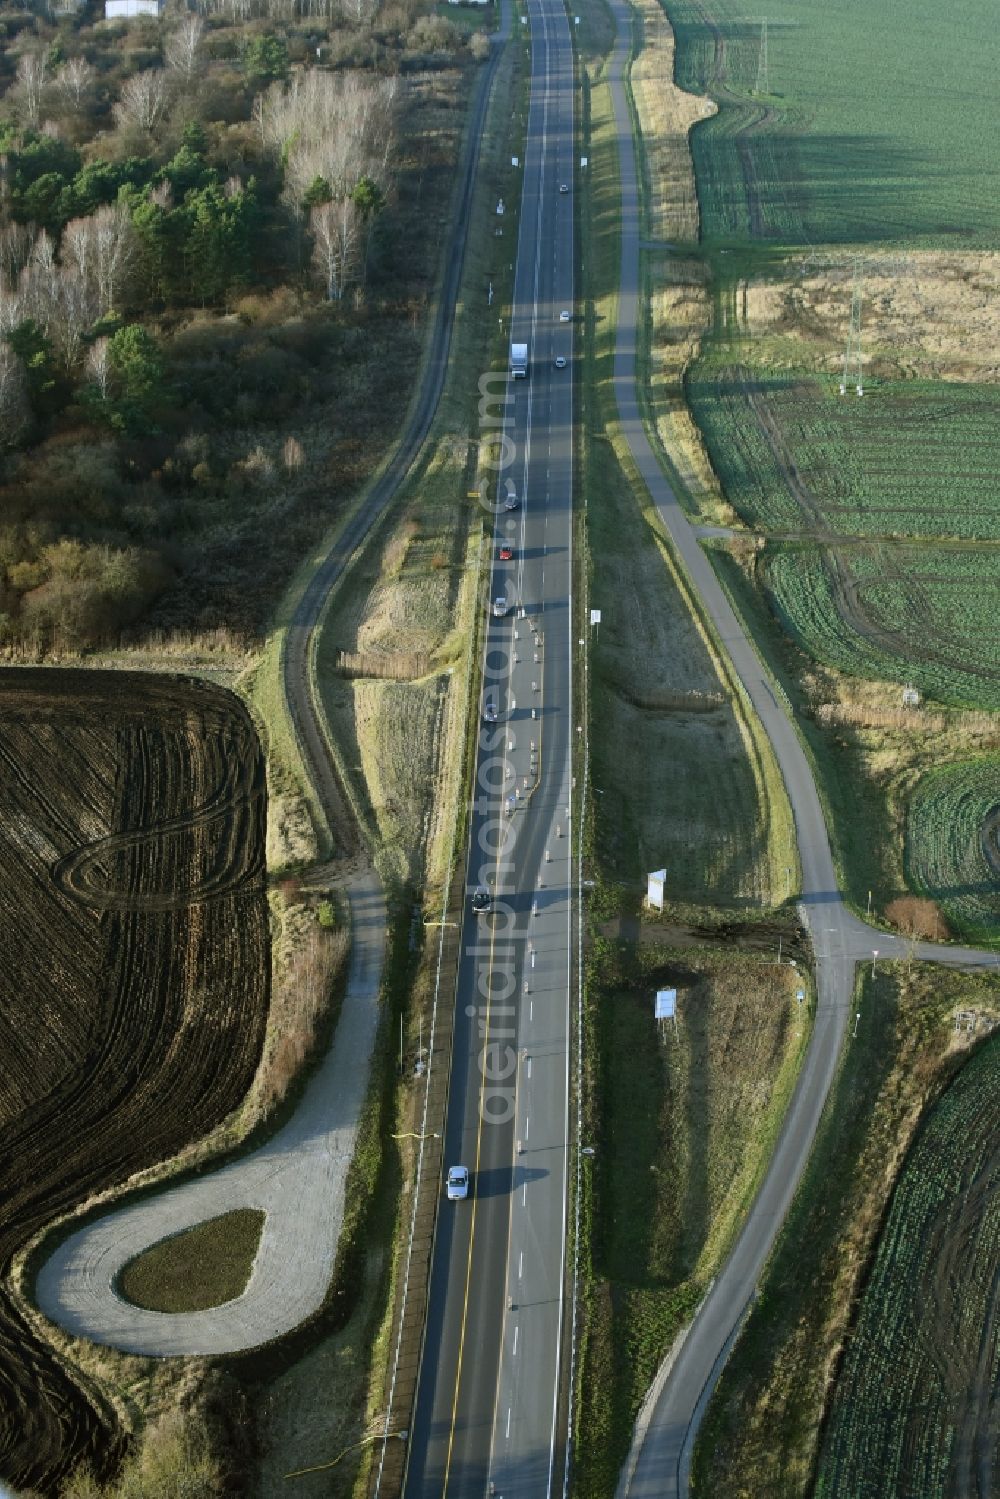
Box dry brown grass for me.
[883,895,951,942]
[247,903,351,1126]
[626,0,732,522]
[648,271,735,523]
[630,0,715,245]
[743,252,1000,382]
[797,662,1000,909]
[314,427,481,887]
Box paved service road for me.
[32,17,511,1359]
[600,3,998,1496]
[401,0,576,1495]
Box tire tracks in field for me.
[687,0,776,239]
[739,371,1000,695]
[34,16,511,1360]
[51,758,264,913]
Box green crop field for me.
[906,760,1000,940]
[815,1035,1000,1498]
[660,0,1000,248]
[764,544,1000,710]
[687,369,1000,541]
[686,366,1000,707]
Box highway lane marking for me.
[441,483,527,1496]
[513,1325,519,1355]
[489,3,574,1492]
[519,1250,523,1278]
[483,1026,527,1490]
[440,878,503,1497]
[522,645,546,807]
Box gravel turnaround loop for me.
[33,23,510,1360]
[35,872,384,1356]
[599,4,999,1495]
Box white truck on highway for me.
[510,341,528,378]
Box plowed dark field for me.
[0,669,269,1495]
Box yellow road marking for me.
[442,491,552,1486]
[441,632,520,1490]
[441,898,499,1495]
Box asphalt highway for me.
[401,1,577,1494]
[599,3,998,1495]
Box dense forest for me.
[0,0,487,651]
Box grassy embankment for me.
[692,963,1000,1499]
[571,0,807,1492]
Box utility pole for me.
[840,256,864,396]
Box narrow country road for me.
[599,3,999,1496]
[32,9,511,1359]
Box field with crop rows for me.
[764,544,1000,710]
[688,369,1000,541]
[905,760,1000,940]
[816,1034,1000,1498]
[661,0,1000,247]
[0,670,269,1495]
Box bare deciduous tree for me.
[258,70,396,211]
[282,434,304,471]
[165,15,206,82]
[62,204,137,316]
[0,224,34,293]
[18,231,58,332]
[55,57,95,111]
[15,53,48,128]
[310,197,359,301]
[49,270,102,369]
[0,291,23,336]
[85,336,112,402]
[113,69,170,133]
[0,344,28,447]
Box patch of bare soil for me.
[0,670,268,1496]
